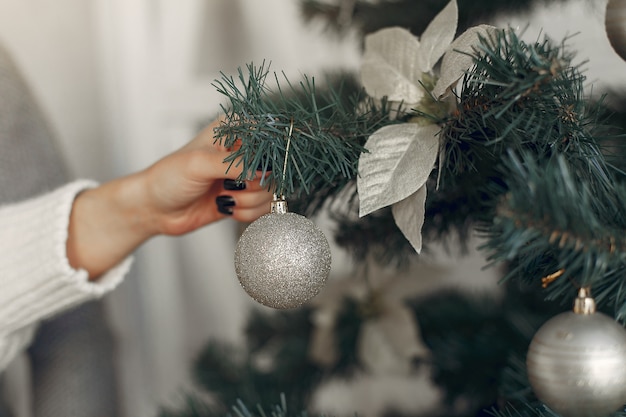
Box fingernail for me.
[216,195,235,215]
[224,179,246,191]
[256,161,273,172]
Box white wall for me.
[0,0,110,180]
[494,0,626,91]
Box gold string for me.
[278,118,294,199]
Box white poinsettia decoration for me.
[357,0,497,253]
[309,261,437,375]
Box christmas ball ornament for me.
[606,0,626,61]
[234,196,331,309]
[526,288,626,417]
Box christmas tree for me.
[160,1,626,416]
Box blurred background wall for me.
[0,0,624,416]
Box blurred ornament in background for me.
[606,0,626,61]
[526,287,626,417]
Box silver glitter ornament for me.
[606,0,626,61]
[527,288,626,417]
[234,197,331,309]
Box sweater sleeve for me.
[0,180,132,371]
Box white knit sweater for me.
[0,180,131,371]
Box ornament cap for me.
[573,287,596,315]
[270,195,288,214]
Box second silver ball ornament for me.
[234,197,332,309]
[606,0,626,61]
[526,288,626,417]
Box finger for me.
[215,194,272,218]
[199,117,244,153]
[218,189,274,211]
[230,205,272,223]
[222,178,271,193]
[188,146,277,188]
[186,148,247,181]
[238,174,273,191]
[182,117,230,152]
[211,120,239,153]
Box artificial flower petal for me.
[418,0,458,72]
[432,24,499,99]
[392,185,427,254]
[358,123,440,217]
[361,27,425,103]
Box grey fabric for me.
[0,379,11,417]
[27,305,120,417]
[0,43,120,416]
[0,46,68,201]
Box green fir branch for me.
[482,151,626,314]
[485,404,560,417]
[438,28,591,184]
[487,402,626,417]
[212,62,394,204]
[229,394,311,417]
[429,29,626,282]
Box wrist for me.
[109,170,162,239]
[67,172,157,279]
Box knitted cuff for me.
[0,180,131,335]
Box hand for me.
[66,118,274,279]
[141,118,273,235]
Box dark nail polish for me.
[216,195,235,215]
[256,161,273,172]
[224,179,246,191]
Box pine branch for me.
[230,394,313,417]
[210,25,626,307]
[438,28,591,185]
[482,151,626,316]
[485,404,562,417]
[429,30,626,312]
[487,403,626,417]
[212,63,394,204]
[159,394,316,417]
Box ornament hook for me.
[573,287,596,315]
[270,118,294,214]
[271,194,288,214]
[277,118,294,200]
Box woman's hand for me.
[66,118,273,279]
[142,118,272,235]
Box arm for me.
[0,118,272,370]
[0,180,131,370]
